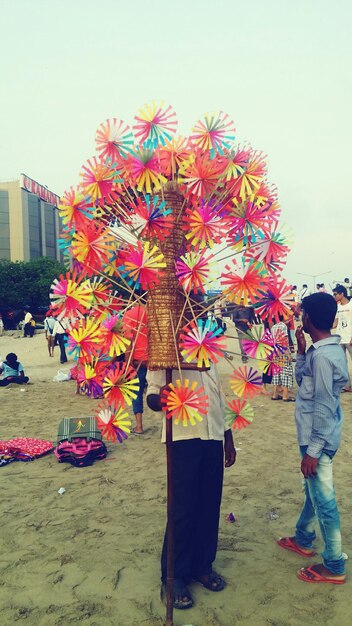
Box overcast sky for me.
[1,0,351,290]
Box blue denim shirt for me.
[295,335,348,458]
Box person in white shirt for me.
[147,364,236,610]
[0,314,4,337]
[23,309,34,338]
[333,285,352,391]
[44,313,56,357]
[52,317,69,364]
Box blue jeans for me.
[132,366,147,415]
[295,446,345,574]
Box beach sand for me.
[1,327,351,626]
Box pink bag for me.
[54,437,107,467]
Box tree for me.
[0,257,66,309]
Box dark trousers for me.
[24,323,34,337]
[57,334,67,363]
[0,376,29,386]
[161,439,224,583]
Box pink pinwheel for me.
[230,366,263,399]
[125,145,167,193]
[224,146,252,181]
[79,156,122,203]
[159,136,190,177]
[244,224,290,275]
[220,259,265,305]
[227,200,266,242]
[129,195,174,240]
[241,326,275,360]
[103,363,139,406]
[71,222,116,275]
[190,111,236,157]
[255,277,295,323]
[227,152,267,201]
[58,187,94,231]
[225,399,254,430]
[95,401,131,443]
[133,101,177,147]
[95,118,134,161]
[183,200,227,249]
[161,379,208,426]
[101,314,130,358]
[176,249,214,294]
[178,150,227,198]
[119,241,166,289]
[180,319,226,368]
[50,272,93,317]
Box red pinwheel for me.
[176,249,214,294]
[220,259,265,305]
[129,195,174,240]
[95,118,134,161]
[161,379,209,426]
[133,101,177,146]
[95,401,131,443]
[103,362,139,406]
[244,224,290,275]
[178,150,227,198]
[58,187,94,232]
[71,222,116,275]
[255,277,295,323]
[118,241,166,289]
[79,156,122,203]
[159,136,190,177]
[183,200,227,249]
[180,319,226,367]
[230,366,263,399]
[50,272,93,317]
[225,399,254,430]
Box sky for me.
[1,0,351,291]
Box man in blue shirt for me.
[278,293,348,584]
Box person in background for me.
[333,284,352,392]
[0,352,29,386]
[44,312,56,357]
[278,293,348,584]
[53,317,69,364]
[23,309,34,337]
[122,304,148,434]
[232,300,257,363]
[271,316,295,402]
[0,313,4,337]
[299,284,309,302]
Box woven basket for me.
[147,182,186,369]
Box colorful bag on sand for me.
[55,416,107,467]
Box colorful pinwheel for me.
[95,401,131,443]
[103,363,139,406]
[79,156,122,202]
[50,272,93,317]
[190,111,236,157]
[159,136,190,177]
[129,195,174,240]
[175,249,214,294]
[183,200,227,249]
[229,366,263,399]
[95,118,134,160]
[133,101,177,147]
[71,223,116,275]
[220,259,265,305]
[227,200,266,243]
[255,277,294,322]
[178,150,227,198]
[101,314,131,357]
[58,187,94,231]
[180,319,226,367]
[67,317,102,360]
[161,379,208,426]
[241,326,275,360]
[126,145,167,192]
[225,399,254,430]
[118,241,166,289]
[78,359,107,398]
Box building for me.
[0,174,62,262]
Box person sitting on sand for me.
[278,292,348,584]
[0,353,29,386]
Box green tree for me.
[0,257,66,309]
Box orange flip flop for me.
[297,565,346,585]
[277,537,316,557]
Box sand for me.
[0,327,352,626]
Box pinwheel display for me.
[103,363,139,406]
[118,240,166,289]
[161,379,208,426]
[180,319,226,368]
[255,276,295,322]
[229,366,263,399]
[241,325,275,360]
[225,399,254,430]
[175,249,214,294]
[220,259,266,305]
[95,401,131,443]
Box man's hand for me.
[301,453,318,478]
[295,325,306,355]
[224,430,236,467]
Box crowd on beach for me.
[1,277,351,610]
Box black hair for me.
[302,293,337,330]
[302,283,308,288]
[5,353,20,370]
[333,284,347,297]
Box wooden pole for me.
[165,366,174,626]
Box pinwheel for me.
[67,317,102,360]
[119,241,166,289]
[225,399,254,430]
[126,145,167,192]
[71,222,116,274]
[101,314,131,357]
[178,150,227,198]
[229,366,263,399]
[228,152,267,201]
[103,363,139,406]
[79,156,123,203]
[50,272,93,317]
[89,276,113,306]
[180,319,226,367]
[241,325,275,360]
[190,111,236,157]
[78,360,107,398]
[227,200,266,242]
[58,187,94,231]
[161,379,208,426]
[183,200,227,249]
[133,101,177,147]
[129,195,174,240]
[224,146,252,181]
[95,118,134,161]
[95,401,131,443]
[255,276,294,322]
[175,249,214,294]
[244,224,290,274]
[271,325,289,355]
[159,136,190,177]
[220,259,265,305]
